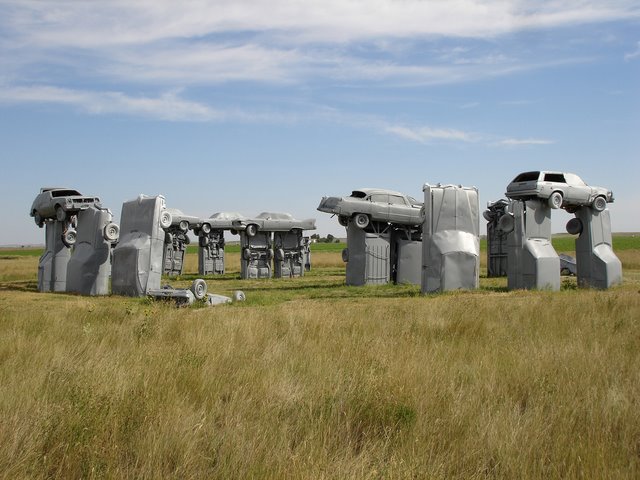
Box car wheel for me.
[242,247,251,260]
[159,210,173,229]
[338,215,349,227]
[201,223,211,234]
[62,229,77,247]
[267,249,274,261]
[230,229,238,236]
[276,248,285,261]
[592,196,607,212]
[190,279,208,300]
[482,211,493,222]
[566,218,583,235]
[341,248,349,263]
[246,224,258,237]
[184,235,191,245]
[498,213,515,234]
[55,205,66,222]
[548,191,563,209]
[34,212,43,228]
[179,220,189,232]
[165,232,174,244]
[199,235,210,247]
[103,222,120,242]
[353,213,369,229]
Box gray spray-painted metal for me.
[38,220,71,292]
[148,287,195,306]
[395,239,422,285]
[111,195,168,296]
[506,199,560,291]
[206,290,246,306]
[195,212,244,275]
[66,205,116,295]
[302,237,312,271]
[232,212,316,237]
[344,222,391,286]
[198,231,225,275]
[559,254,577,276]
[273,230,306,278]
[162,209,199,276]
[422,184,480,293]
[239,231,273,279]
[569,207,622,289]
[484,199,509,277]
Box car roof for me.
[352,188,407,197]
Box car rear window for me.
[51,190,82,197]
[512,172,539,182]
[543,173,566,183]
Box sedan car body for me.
[317,188,423,227]
[505,171,613,211]
[232,212,316,236]
[30,187,100,226]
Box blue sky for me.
[1,0,638,245]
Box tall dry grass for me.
[0,249,639,478]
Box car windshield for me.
[51,189,82,197]
[407,196,419,205]
[564,173,586,186]
[512,172,539,182]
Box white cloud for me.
[0,85,220,121]
[385,125,478,143]
[624,41,640,60]
[495,138,555,146]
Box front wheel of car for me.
[62,229,77,247]
[55,205,66,222]
[353,213,370,229]
[190,279,208,300]
[34,212,43,228]
[246,224,258,237]
[103,222,120,242]
[548,192,563,209]
[592,196,607,212]
[159,210,173,229]
[338,215,349,227]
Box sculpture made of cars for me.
[30,187,100,226]
[193,212,245,275]
[162,208,199,276]
[505,171,613,212]
[317,188,423,229]
[232,212,316,237]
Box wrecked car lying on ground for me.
[317,188,423,228]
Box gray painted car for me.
[30,187,100,226]
[194,212,246,235]
[232,212,316,237]
[317,188,423,228]
[505,171,613,211]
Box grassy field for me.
[0,237,639,478]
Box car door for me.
[368,193,389,221]
[563,173,591,203]
[388,194,410,223]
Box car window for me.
[51,190,82,197]
[389,195,407,205]
[407,196,419,205]
[350,191,367,198]
[543,173,566,183]
[564,173,586,186]
[512,171,540,182]
[369,194,388,203]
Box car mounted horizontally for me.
[505,171,614,212]
[317,188,423,229]
[232,212,316,237]
[30,187,101,227]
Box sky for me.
[1,0,639,245]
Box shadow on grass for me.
[0,280,39,292]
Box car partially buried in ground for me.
[30,187,101,227]
[505,171,614,211]
[317,188,423,228]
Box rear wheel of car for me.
[338,215,349,227]
[276,248,285,261]
[548,191,563,209]
[159,210,173,229]
[230,229,238,236]
[566,218,583,235]
[341,248,349,262]
[55,205,66,222]
[246,224,258,237]
[353,213,369,229]
[179,220,189,232]
[592,196,607,212]
[103,222,120,242]
[34,212,43,228]
[201,223,211,234]
[199,235,210,247]
[165,232,174,244]
[242,248,251,260]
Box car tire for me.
[34,212,43,228]
[548,191,563,209]
[190,279,208,300]
[179,220,189,232]
[276,248,285,261]
[353,213,369,229]
[62,229,77,247]
[592,196,607,212]
[242,248,251,260]
[201,223,211,234]
[246,224,258,237]
[267,249,274,260]
[103,222,120,242]
[165,232,174,244]
[199,235,210,247]
[55,205,66,222]
[338,215,349,227]
[498,213,515,234]
[184,235,191,245]
[566,218,583,235]
[230,229,238,236]
[159,210,173,229]
[341,248,349,262]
